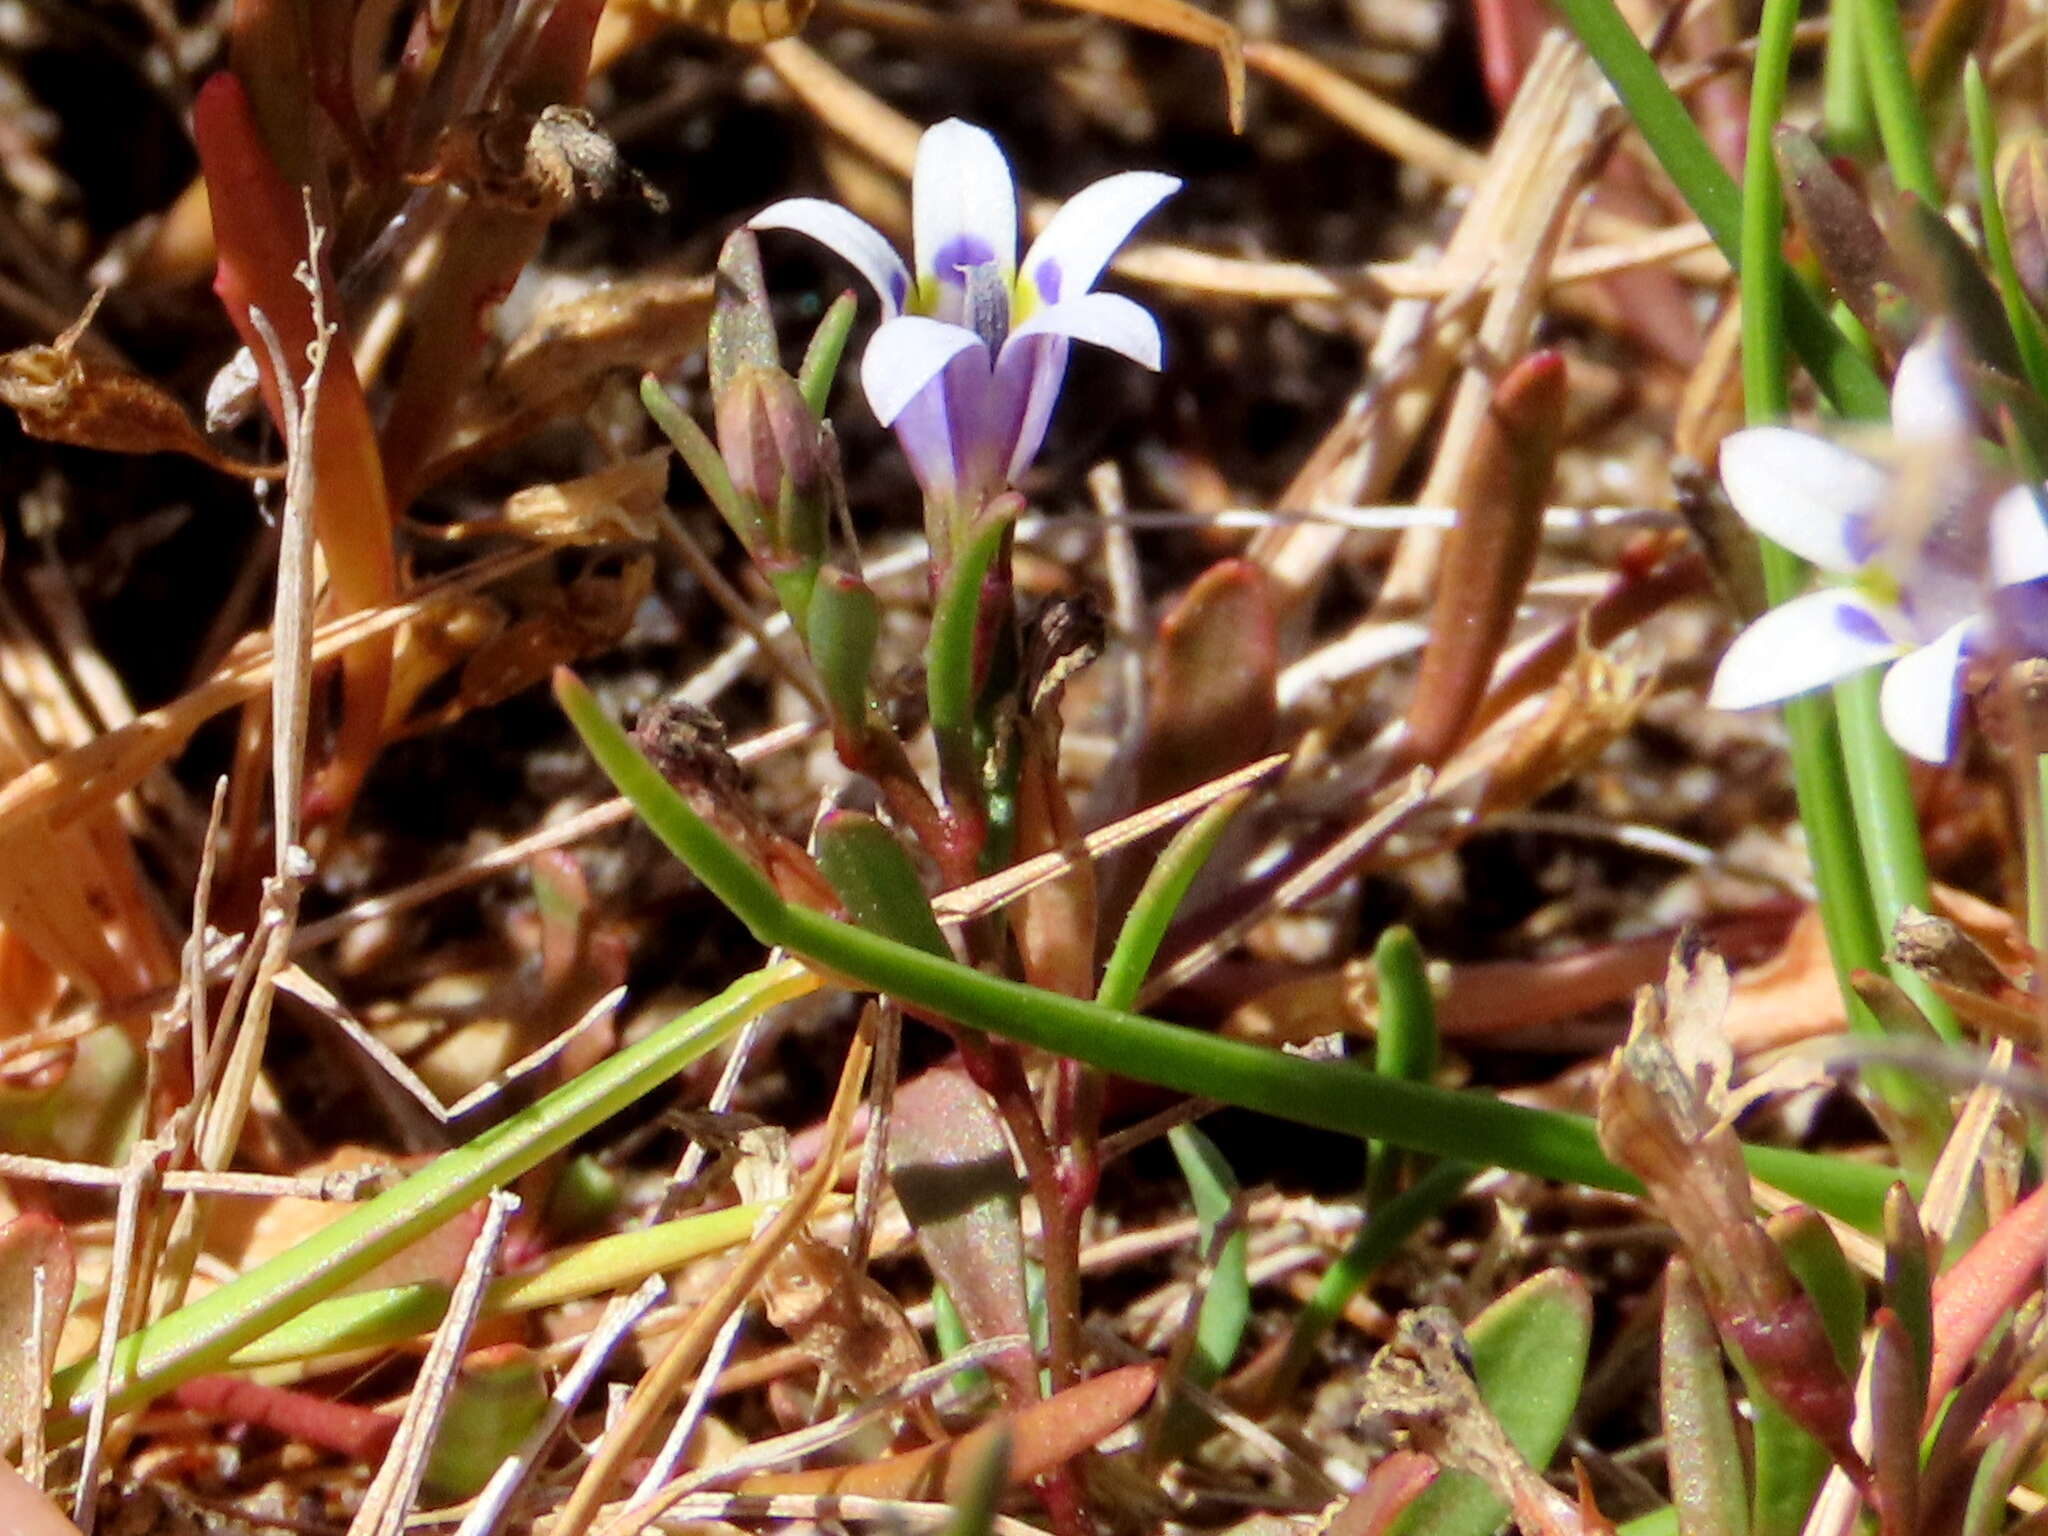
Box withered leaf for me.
[0,295,276,480]
[1597,938,1864,1484]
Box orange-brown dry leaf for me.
[446,556,656,721]
[759,1231,931,1405]
[422,275,714,481]
[495,451,668,547]
[0,296,273,481]
[741,1362,1160,1498]
[1721,906,1847,1055]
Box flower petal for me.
[1708,589,1906,710]
[990,331,1071,484]
[1017,170,1180,313]
[749,198,911,316]
[912,120,1018,298]
[1880,618,1977,762]
[1008,291,1163,369]
[1889,326,1974,442]
[1990,483,2048,587]
[860,315,985,426]
[1719,427,1887,573]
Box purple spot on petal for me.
[1841,513,1881,565]
[889,269,909,309]
[933,234,997,285]
[1835,604,1892,645]
[1035,258,1063,304]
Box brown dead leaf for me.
[1597,937,1863,1481]
[741,1362,1161,1498]
[492,451,669,547]
[0,293,274,481]
[422,275,715,483]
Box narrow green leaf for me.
[797,293,860,418]
[558,671,1898,1228]
[642,375,759,548]
[50,961,807,1425]
[424,1347,548,1500]
[804,569,882,743]
[1550,0,1889,417]
[1882,1182,1933,1404]
[1097,790,1249,1013]
[1365,925,1437,1208]
[1167,1125,1250,1391]
[815,811,948,958]
[1661,1261,1751,1536]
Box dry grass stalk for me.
[556,1014,874,1529]
[350,1190,520,1536]
[1378,36,1610,608]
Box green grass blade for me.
[558,671,1899,1228]
[50,963,809,1425]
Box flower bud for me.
[715,364,828,565]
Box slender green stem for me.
[1549,0,1889,418]
[1740,0,1888,1027]
[1821,0,1877,159]
[1831,672,1958,1039]
[1739,0,1952,1150]
[50,962,811,1425]
[1364,926,1437,1210]
[1853,0,1938,201]
[559,670,1897,1228]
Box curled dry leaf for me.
[451,556,657,719]
[0,294,276,481]
[758,1230,932,1408]
[1462,642,1653,816]
[496,450,669,547]
[422,274,715,482]
[1596,937,1864,1484]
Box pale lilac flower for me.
[749,119,1177,519]
[1709,334,2048,762]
